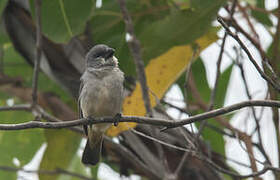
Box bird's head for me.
[86,44,118,68]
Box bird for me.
[78,44,124,165]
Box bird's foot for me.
[113,113,122,126]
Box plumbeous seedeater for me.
[79,44,124,165]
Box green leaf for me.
[251,0,273,26]
[2,37,79,180]
[91,0,225,76]
[0,99,45,179]
[200,65,233,156]
[0,0,9,45]
[3,45,33,83]
[215,64,233,107]
[183,58,233,155]
[191,0,226,10]
[0,45,45,179]
[0,0,8,16]
[190,58,211,101]
[29,0,94,42]
[0,22,10,46]
[240,0,256,6]
[91,0,170,76]
[58,150,90,180]
[139,0,225,61]
[39,130,81,180]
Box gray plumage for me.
[79,44,124,165]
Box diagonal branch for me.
[31,0,43,105]
[217,16,280,92]
[116,0,153,117]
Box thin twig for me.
[218,17,280,92]
[236,2,259,42]
[116,0,167,172]
[131,130,280,179]
[204,158,279,179]
[184,46,199,114]
[222,12,279,83]
[209,33,227,111]
[131,129,192,152]
[234,47,270,179]
[237,59,269,161]
[196,0,235,139]
[117,0,153,117]
[0,104,31,112]
[31,0,42,105]
[196,32,228,137]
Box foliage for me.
[0,0,279,179]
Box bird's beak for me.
[105,48,115,59]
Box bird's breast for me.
[80,74,123,118]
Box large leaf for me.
[107,30,218,136]
[0,100,45,179]
[2,40,80,180]
[140,0,225,62]
[58,153,90,180]
[29,0,94,42]
[91,0,171,76]
[91,0,225,76]
[39,130,81,180]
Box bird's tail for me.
[82,132,103,165]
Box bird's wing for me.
[78,81,88,136]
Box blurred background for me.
[0,0,279,179]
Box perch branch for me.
[0,100,279,130]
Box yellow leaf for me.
[107,31,218,136]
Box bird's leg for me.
[113,113,122,126]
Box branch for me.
[0,100,280,130]
[0,104,31,112]
[116,0,153,117]
[217,17,280,92]
[205,159,279,179]
[31,0,42,105]
[196,31,228,137]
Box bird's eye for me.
[95,54,102,58]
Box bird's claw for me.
[113,113,122,126]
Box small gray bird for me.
[79,44,124,165]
